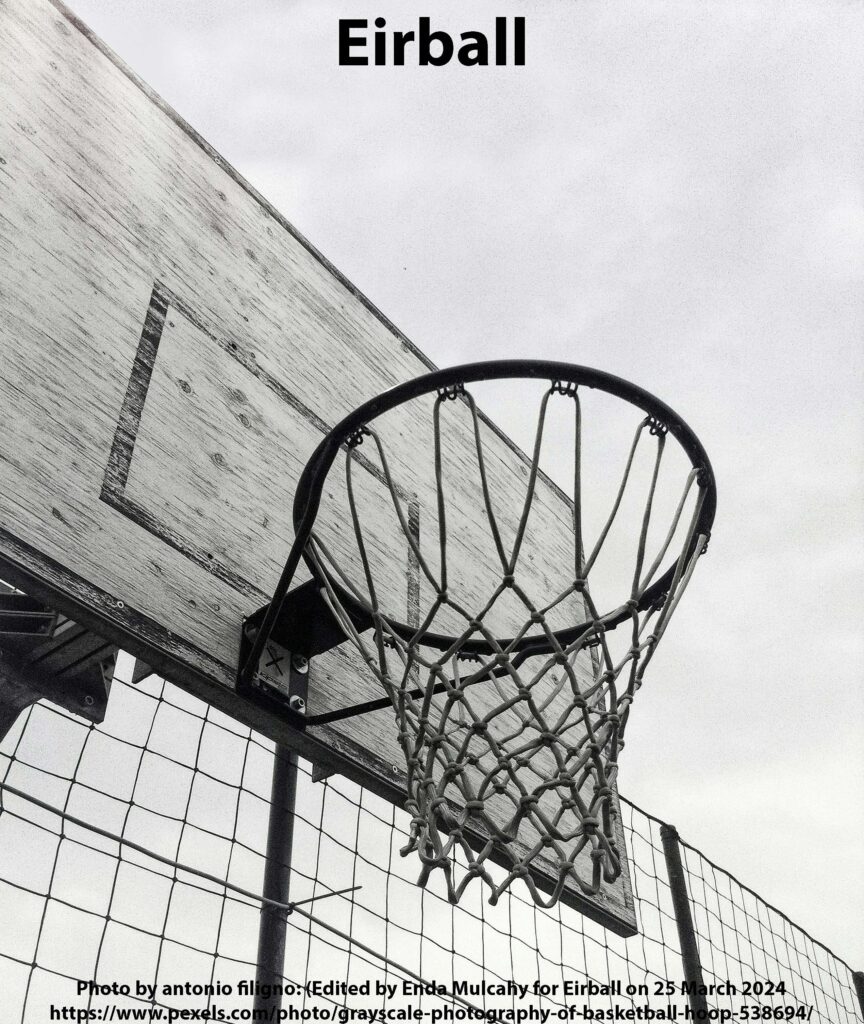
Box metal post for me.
[254,744,299,1015]
[852,971,864,1018]
[660,824,709,1017]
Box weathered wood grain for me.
[0,0,634,931]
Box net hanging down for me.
[258,363,716,909]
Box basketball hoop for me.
[242,361,716,908]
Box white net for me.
[305,377,712,908]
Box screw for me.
[391,764,400,774]
[291,654,309,674]
[83,695,94,707]
[288,695,306,714]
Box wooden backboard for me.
[0,0,636,932]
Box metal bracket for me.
[238,581,555,730]
[244,580,372,661]
[237,583,550,730]
[0,597,115,740]
[238,620,309,728]
[0,589,58,638]
[311,762,339,782]
[237,579,376,727]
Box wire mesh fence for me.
[0,661,861,1023]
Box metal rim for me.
[287,360,716,657]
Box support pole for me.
[254,745,299,1015]
[660,824,709,1017]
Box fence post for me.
[254,745,299,1015]
[852,971,864,1018]
[660,823,709,1017]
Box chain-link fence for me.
[1,664,861,1022]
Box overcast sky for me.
[62,0,863,965]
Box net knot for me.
[471,721,489,734]
[648,417,668,436]
[465,800,484,813]
[502,574,515,588]
[540,731,557,746]
[530,611,544,624]
[551,379,578,397]
[437,383,465,401]
[520,794,540,809]
[604,714,620,727]
[582,817,599,832]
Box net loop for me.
[345,426,370,449]
[438,383,465,401]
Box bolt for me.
[288,695,306,714]
[291,654,309,674]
